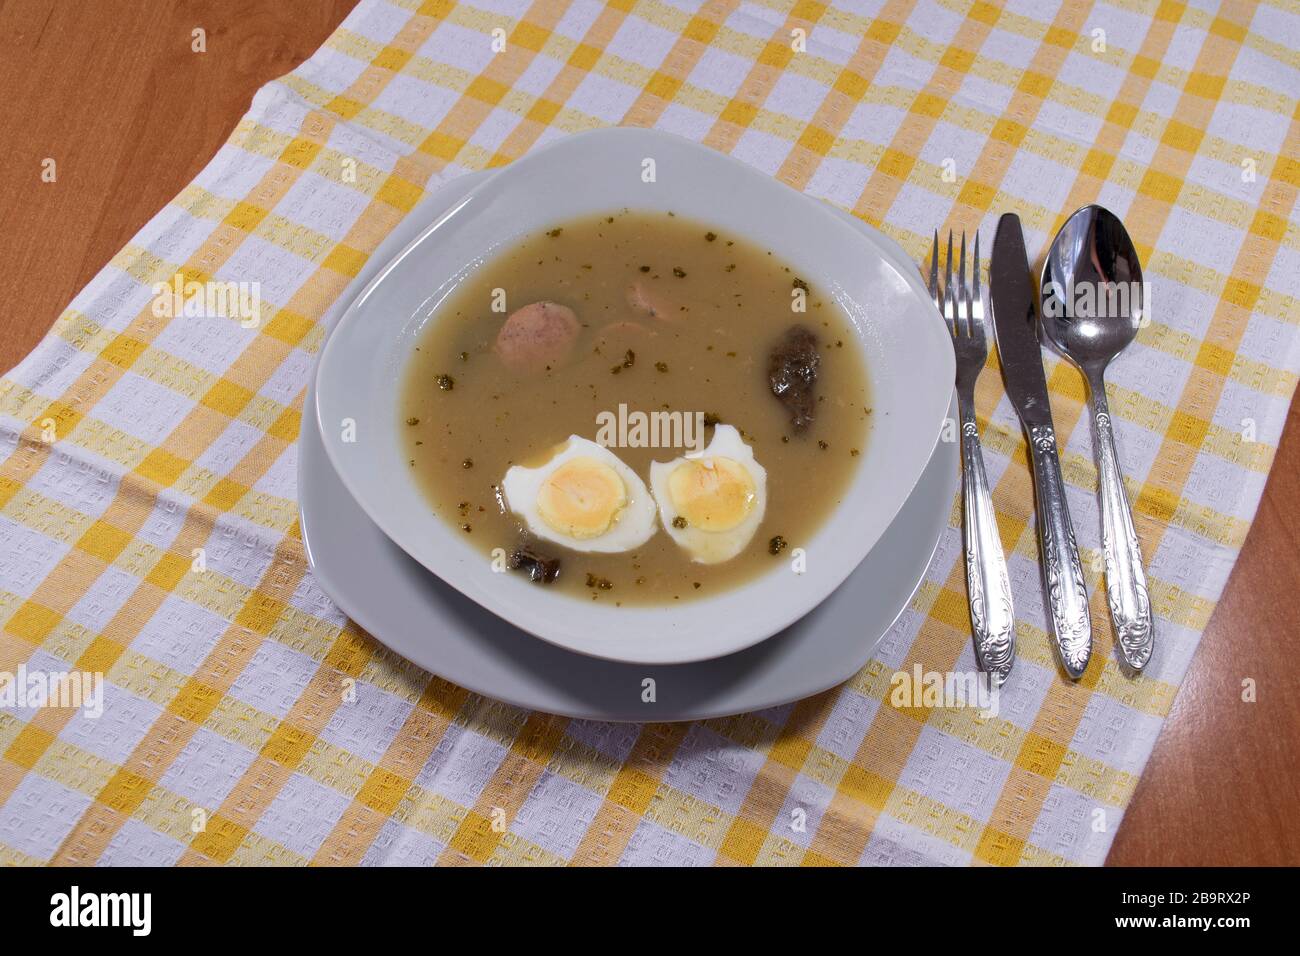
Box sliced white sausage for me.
[626,280,680,322]
[495,301,580,372]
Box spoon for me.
[1040,205,1154,672]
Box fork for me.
[930,231,1016,687]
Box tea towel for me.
[1,0,1297,865]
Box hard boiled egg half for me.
[650,424,767,564]
[502,436,657,552]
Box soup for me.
[399,210,872,605]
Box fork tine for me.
[972,231,983,338]
[929,230,942,314]
[958,232,969,338]
[945,230,957,336]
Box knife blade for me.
[990,215,1053,427]
[990,213,1093,679]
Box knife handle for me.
[1087,376,1155,672]
[1026,423,1092,678]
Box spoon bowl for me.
[1040,204,1144,373]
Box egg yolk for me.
[667,457,755,531]
[536,456,628,539]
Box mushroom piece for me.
[767,324,820,433]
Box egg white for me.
[650,425,768,564]
[502,436,657,553]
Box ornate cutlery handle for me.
[1086,375,1154,671]
[957,397,1015,686]
[1026,423,1092,678]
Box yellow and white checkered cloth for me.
[1,0,1297,866]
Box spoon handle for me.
[1025,423,1092,678]
[1087,375,1155,671]
[957,393,1015,686]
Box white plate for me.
[299,171,958,722]
[313,128,954,664]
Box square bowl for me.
[314,127,953,664]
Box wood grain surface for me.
[0,0,1295,866]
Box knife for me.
[990,213,1092,679]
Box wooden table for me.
[1,0,1295,866]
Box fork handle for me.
[1025,422,1092,678]
[1086,372,1154,672]
[957,394,1015,686]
